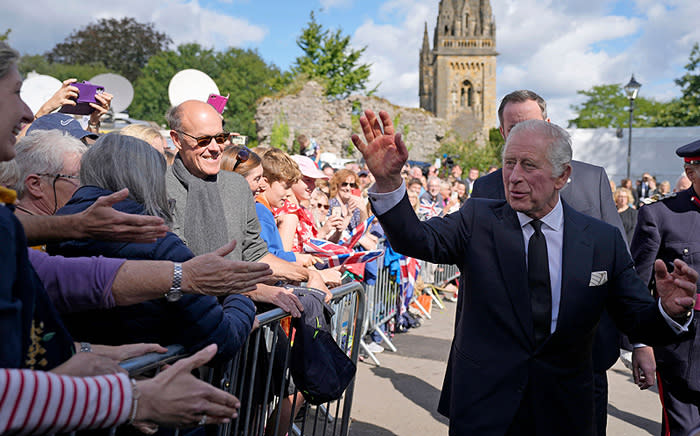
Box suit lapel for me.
[557,202,594,334]
[493,203,533,346]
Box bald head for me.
[168,100,227,179]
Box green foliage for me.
[0,29,10,41]
[129,43,284,134]
[216,47,286,138]
[46,17,171,82]
[656,43,700,126]
[18,54,112,81]
[129,44,217,127]
[292,11,372,98]
[434,133,502,176]
[568,84,665,128]
[270,113,290,150]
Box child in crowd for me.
[255,149,315,266]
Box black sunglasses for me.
[177,130,230,148]
[315,203,330,210]
[341,182,358,188]
[232,147,251,171]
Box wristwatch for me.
[165,262,183,302]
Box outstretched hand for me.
[350,109,408,192]
[78,188,169,243]
[135,344,240,427]
[656,259,698,318]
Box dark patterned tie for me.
[528,219,552,345]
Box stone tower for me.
[419,0,498,141]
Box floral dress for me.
[275,200,316,252]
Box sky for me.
[3,0,700,128]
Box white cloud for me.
[1,0,266,56]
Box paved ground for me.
[349,300,663,436]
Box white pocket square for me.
[589,271,608,286]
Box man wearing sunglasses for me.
[166,100,328,312]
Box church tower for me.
[419,0,498,140]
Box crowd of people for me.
[3,34,700,436]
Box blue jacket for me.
[255,202,296,262]
[48,186,256,360]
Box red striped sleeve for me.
[7,369,26,431]
[27,368,52,436]
[19,371,39,430]
[0,371,131,434]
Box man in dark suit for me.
[351,111,697,436]
[631,139,700,436]
[470,90,653,436]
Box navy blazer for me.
[471,160,624,372]
[378,194,677,436]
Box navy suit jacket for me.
[377,194,676,436]
[471,160,624,371]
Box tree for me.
[215,47,286,138]
[0,29,10,41]
[292,11,372,98]
[46,18,171,82]
[656,42,700,126]
[434,131,503,176]
[568,84,666,128]
[129,44,218,127]
[129,43,284,136]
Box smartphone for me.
[331,206,342,217]
[59,81,104,115]
[207,93,229,114]
[230,135,248,146]
[351,188,361,197]
[451,191,458,200]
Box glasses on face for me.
[315,203,330,210]
[37,173,80,185]
[232,147,251,171]
[341,182,358,188]
[177,130,230,148]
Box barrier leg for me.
[427,285,445,310]
[373,326,397,353]
[411,295,431,320]
[360,339,382,366]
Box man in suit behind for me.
[470,90,654,436]
[351,112,697,436]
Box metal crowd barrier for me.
[213,281,365,436]
[361,257,459,366]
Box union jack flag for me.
[304,238,353,256]
[339,215,375,249]
[418,199,442,218]
[313,250,383,269]
[399,256,421,301]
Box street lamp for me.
[624,74,642,180]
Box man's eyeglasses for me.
[315,203,330,210]
[341,182,358,188]
[37,173,80,184]
[176,130,230,148]
[232,147,251,171]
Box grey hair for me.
[0,160,20,188]
[165,104,184,132]
[0,41,19,79]
[498,90,547,128]
[504,119,572,178]
[80,132,172,224]
[14,130,87,198]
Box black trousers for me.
[594,370,608,436]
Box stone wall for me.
[255,81,448,162]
